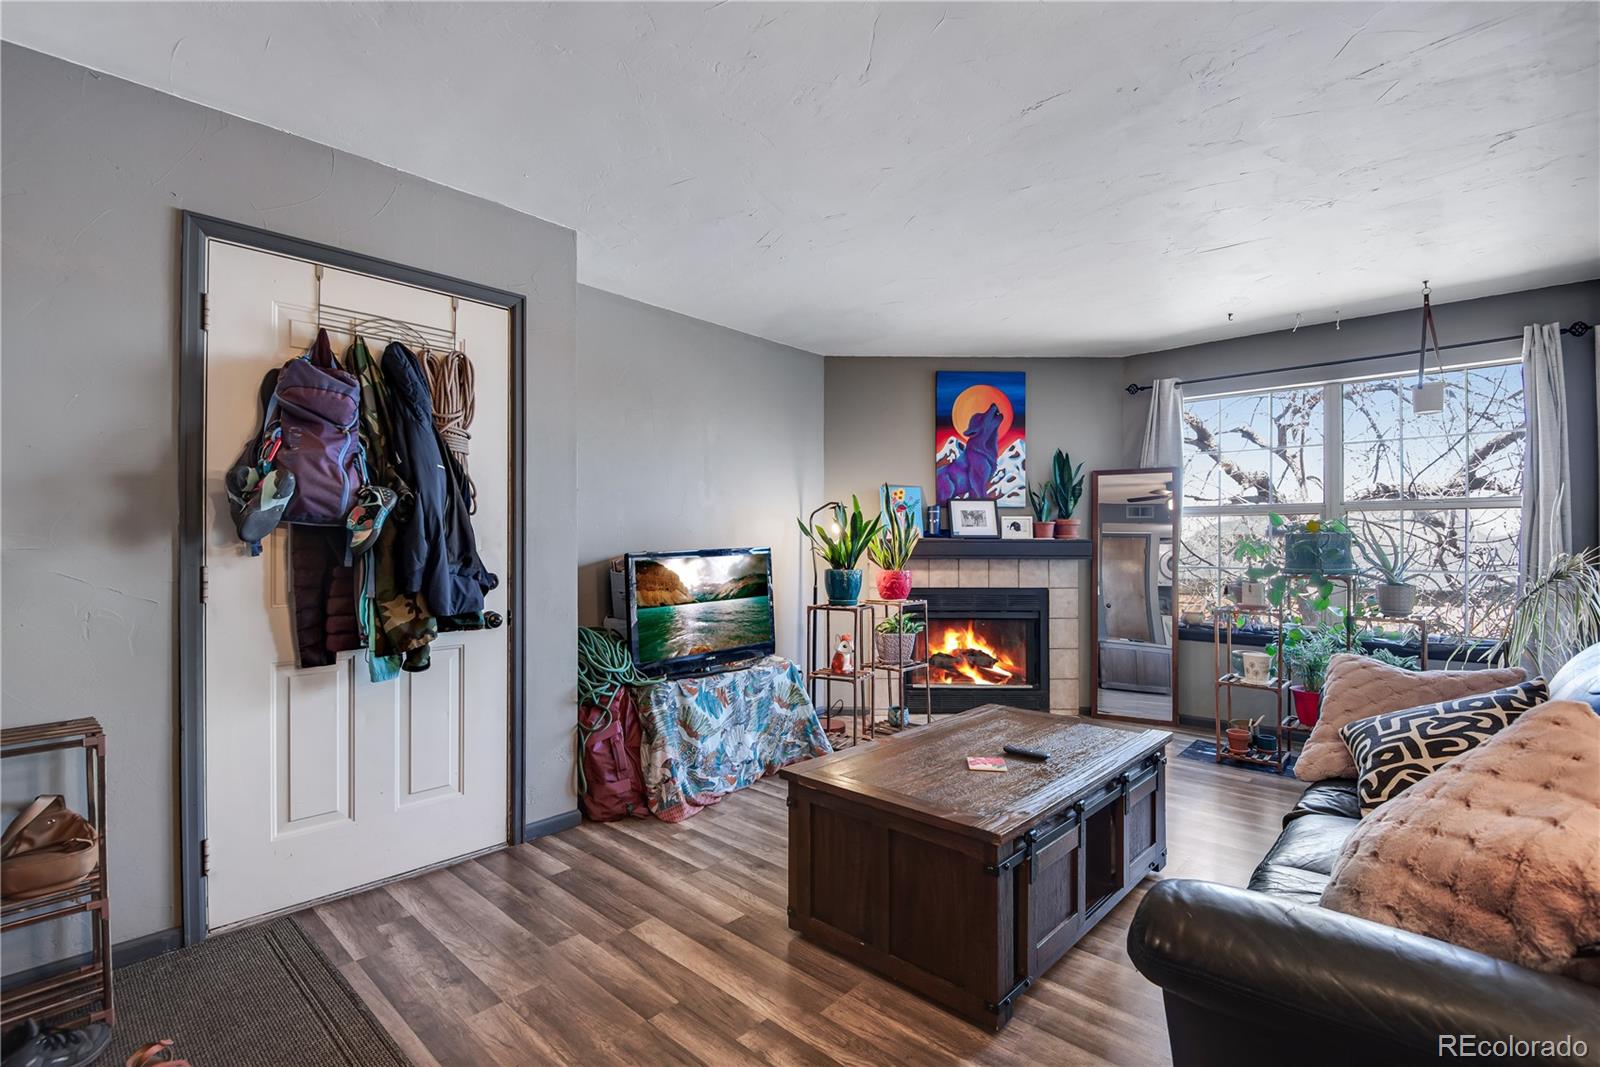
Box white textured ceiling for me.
[5,2,1597,356]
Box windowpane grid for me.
[1180,363,1524,636]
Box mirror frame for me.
[1087,466,1182,726]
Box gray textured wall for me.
[1,44,579,959]
[575,286,824,663]
[821,356,1127,693]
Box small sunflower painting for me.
[879,484,924,533]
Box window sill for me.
[1176,623,1499,665]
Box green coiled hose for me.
[576,627,659,796]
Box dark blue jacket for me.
[381,342,496,617]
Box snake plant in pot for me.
[798,496,882,605]
[1049,450,1085,539]
[1026,483,1056,538]
[867,505,921,601]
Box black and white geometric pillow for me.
[1340,679,1550,814]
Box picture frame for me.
[949,498,1000,538]
[998,514,1032,540]
[879,483,925,534]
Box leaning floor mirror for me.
[1089,468,1181,725]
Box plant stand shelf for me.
[1211,605,1292,774]
[806,602,881,744]
[862,597,932,729]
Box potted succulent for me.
[797,496,882,606]
[1049,449,1085,539]
[867,505,920,601]
[874,611,925,666]
[1354,521,1417,617]
[1026,483,1056,538]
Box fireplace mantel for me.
[912,538,1090,559]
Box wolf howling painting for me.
[935,371,1026,505]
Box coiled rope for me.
[424,348,476,510]
[576,627,659,797]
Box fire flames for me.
[928,620,1027,686]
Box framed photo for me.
[998,514,1032,540]
[950,498,1000,537]
[879,483,925,533]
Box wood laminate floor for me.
[296,732,1305,1067]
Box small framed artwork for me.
[998,514,1032,540]
[950,498,1000,537]
[879,483,925,533]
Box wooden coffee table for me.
[781,704,1171,1030]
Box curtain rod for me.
[1125,320,1590,396]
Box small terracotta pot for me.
[876,569,913,602]
[1054,518,1081,539]
[1290,685,1322,727]
[1033,521,1055,538]
[1225,727,1252,754]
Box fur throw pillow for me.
[1294,654,1527,782]
[1340,678,1549,813]
[1322,700,1600,983]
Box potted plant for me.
[1354,521,1417,617]
[1049,449,1085,539]
[874,611,925,666]
[867,505,920,601]
[1026,483,1056,538]
[1233,513,1354,612]
[797,496,882,606]
[1271,620,1420,726]
[1492,546,1600,676]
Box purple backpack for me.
[261,329,365,526]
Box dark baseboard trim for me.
[523,808,581,842]
[1,926,181,992]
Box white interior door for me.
[202,240,511,930]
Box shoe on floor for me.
[0,1019,112,1067]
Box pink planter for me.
[1290,685,1322,727]
[876,569,913,602]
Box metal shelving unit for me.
[805,602,880,744]
[862,597,932,729]
[0,718,113,1030]
[1211,604,1292,773]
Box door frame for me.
[178,212,528,944]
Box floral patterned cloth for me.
[632,655,831,822]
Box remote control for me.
[1003,744,1050,761]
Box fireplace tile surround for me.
[875,553,1084,714]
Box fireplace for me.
[912,587,1048,713]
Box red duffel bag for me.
[577,687,647,821]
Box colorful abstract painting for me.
[934,371,1026,505]
[880,484,924,533]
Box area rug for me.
[1177,737,1298,775]
[93,917,408,1066]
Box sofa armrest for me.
[1128,879,1600,1066]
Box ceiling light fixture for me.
[1412,281,1445,415]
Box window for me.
[1179,363,1525,638]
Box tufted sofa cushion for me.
[1295,654,1527,782]
[1320,700,1600,984]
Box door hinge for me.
[200,838,210,877]
[200,292,210,332]
[200,566,209,603]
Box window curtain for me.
[1139,377,1184,470]
[1520,323,1570,583]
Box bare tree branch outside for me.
[1180,364,1524,638]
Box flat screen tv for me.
[625,547,776,677]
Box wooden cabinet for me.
[782,707,1169,1030]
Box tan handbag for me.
[1,794,99,901]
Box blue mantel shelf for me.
[912,538,1091,559]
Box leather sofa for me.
[1128,646,1600,1067]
